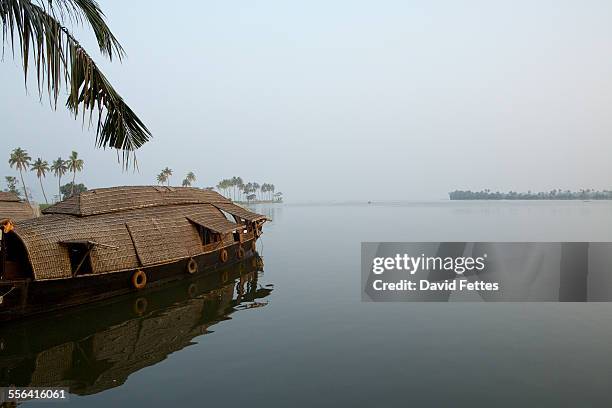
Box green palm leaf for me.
[1,0,151,167]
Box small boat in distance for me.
[0,186,267,321]
[0,191,36,222]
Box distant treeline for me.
[449,189,612,200]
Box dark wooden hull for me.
[0,240,258,322]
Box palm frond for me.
[0,0,151,167]
[42,0,124,60]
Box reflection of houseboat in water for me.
[0,186,267,320]
[0,257,272,394]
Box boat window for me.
[218,209,241,224]
[68,243,93,275]
[198,226,220,245]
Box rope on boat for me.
[0,286,15,305]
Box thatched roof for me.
[0,192,35,221]
[186,214,244,234]
[0,191,20,202]
[13,186,266,280]
[215,202,268,222]
[43,186,230,217]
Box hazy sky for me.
[2,0,612,202]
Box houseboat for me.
[0,191,35,221]
[0,186,267,320]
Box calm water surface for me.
[7,201,612,407]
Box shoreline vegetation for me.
[449,189,612,200]
[5,147,86,204]
[155,171,283,203]
[4,152,284,210]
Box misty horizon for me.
[2,0,612,202]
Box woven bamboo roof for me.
[0,191,20,202]
[0,201,35,221]
[12,186,267,280]
[214,202,268,222]
[187,214,244,234]
[42,186,230,217]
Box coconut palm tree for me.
[66,151,84,197]
[253,182,260,200]
[221,179,228,197]
[161,167,173,186]
[217,178,234,198]
[236,177,244,201]
[216,179,227,197]
[50,158,68,201]
[182,171,196,187]
[230,177,238,200]
[243,182,254,201]
[186,172,196,185]
[157,173,167,185]
[229,176,243,201]
[1,0,151,165]
[8,148,31,203]
[31,158,50,204]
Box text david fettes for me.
[370,254,499,292]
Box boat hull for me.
[0,240,258,322]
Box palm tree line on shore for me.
[449,189,612,200]
[155,171,283,202]
[217,178,282,202]
[5,148,84,203]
